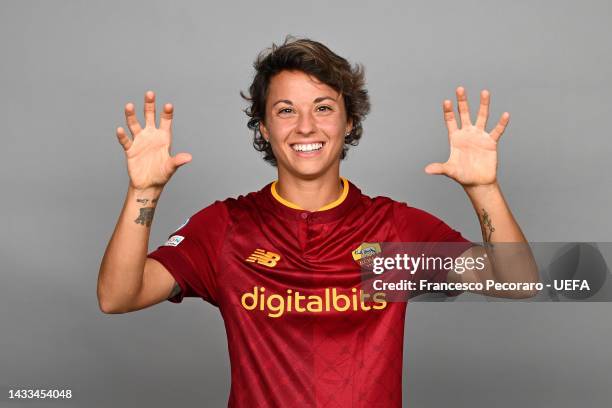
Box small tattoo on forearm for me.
[481,208,495,243]
[136,197,158,206]
[134,207,156,227]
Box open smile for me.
[290,142,325,154]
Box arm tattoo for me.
[168,282,181,299]
[481,208,495,243]
[137,197,159,205]
[134,207,155,227]
[134,196,159,227]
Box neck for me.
[275,169,344,212]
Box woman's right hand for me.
[116,91,192,191]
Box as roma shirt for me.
[147,177,471,407]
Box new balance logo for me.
[246,249,281,268]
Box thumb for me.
[170,152,192,170]
[424,162,446,175]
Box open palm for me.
[116,91,191,190]
[425,87,509,187]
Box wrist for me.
[128,185,163,202]
[462,181,500,198]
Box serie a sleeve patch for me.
[163,235,185,247]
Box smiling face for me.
[259,70,352,180]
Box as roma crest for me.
[352,242,382,269]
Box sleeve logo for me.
[164,235,185,247]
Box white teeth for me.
[291,142,323,152]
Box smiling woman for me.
[98,34,537,408]
[238,37,372,210]
[241,36,371,167]
[257,70,353,187]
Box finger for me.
[443,99,458,135]
[489,112,510,142]
[475,89,490,130]
[173,152,192,168]
[424,162,447,175]
[456,86,472,128]
[170,152,192,170]
[159,103,174,131]
[116,126,132,151]
[124,103,142,136]
[144,90,156,128]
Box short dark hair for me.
[241,36,371,166]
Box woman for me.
[98,37,537,407]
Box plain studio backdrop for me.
[1,0,611,407]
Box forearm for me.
[463,182,539,294]
[97,185,162,312]
[463,182,526,243]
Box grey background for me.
[1,0,611,406]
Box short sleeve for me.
[147,200,230,306]
[393,201,475,296]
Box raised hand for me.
[116,91,192,191]
[424,87,509,188]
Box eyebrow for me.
[272,96,338,107]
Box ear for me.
[346,117,354,135]
[259,121,270,142]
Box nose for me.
[295,111,316,136]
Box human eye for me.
[316,105,333,112]
[278,107,293,115]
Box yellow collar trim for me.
[271,177,349,212]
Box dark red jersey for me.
[148,177,471,407]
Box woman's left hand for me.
[425,87,509,188]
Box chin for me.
[288,162,329,179]
[276,156,335,180]
[275,143,342,179]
